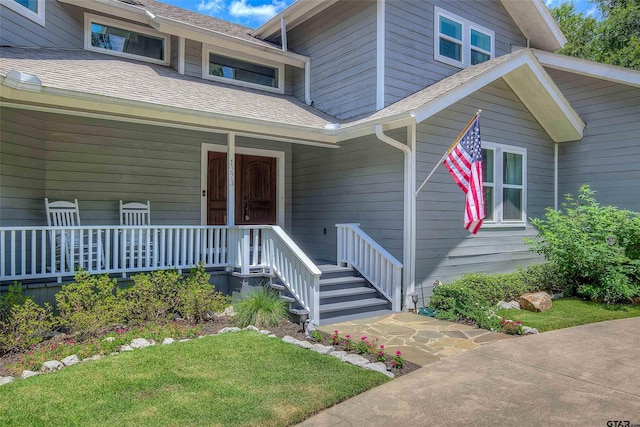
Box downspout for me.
[304,59,312,105]
[554,142,558,210]
[375,124,415,311]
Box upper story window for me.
[482,142,527,226]
[1,0,45,26]
[202,45,284,93]
[84,14,169,65]
[434,7,494,68]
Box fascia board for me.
[500,0,565,51]
[534,50,640,88]
[57,0,148,24]
[333,116,415,142]
[0,81,337,145]
[151,16,308,68]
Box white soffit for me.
[500,0,566,51]
[534,50,640,88]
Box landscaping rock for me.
[497,300,521,310]
[216,306,236,317]
[519,292,553,312]
[41,360,64,372]
[296,340,314,350]
[344,354,370,367]
[120,344,134,351]
[0,376,14,386]
[268,334,277,338]
[363,362,395,379]
[22,370,40,379]
[130,338,153,349]
[162,338,175,345]
[522,326,539,335]
[259,330,271,335]
[83,355,103,362]
[178,339,191,343]
[282,335,298,345]
[330,351,347,361]
[218,327,241,334]
[61,354,80,367]
[311,344,334,355]
[244,325,259,332]
[550,292,564,300]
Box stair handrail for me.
[335,223,402,312]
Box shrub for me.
[518,263,570,295]
[119,269,183,324]
[0,299,55,353]
[177,264,231,323]
[234,287,288,328]
[0,282,28,323]
[527,185,640,303]
[55,271,123,336]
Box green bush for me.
[527,185,640,303]
[55,271,124,336]
[234,287,288,328]
[0,299,55,353]
[518,263,570,295]
[119,269,183,324]
[177,264,231,323]
[0,282,28,323]
[429,272,534,331]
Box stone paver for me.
[318,312,510,366]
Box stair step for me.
[320,287,377,299]
[280,295,296,303]
[289,308,309,316]
[317,264,357,279]
[319,276,366,286]
[320,297,390,314]
[269,283,285,291]
[319,309,394,325]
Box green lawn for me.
[496,298,640,332]
[0,331,389,427]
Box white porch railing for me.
[336,223,403,312]
[1,225,322,323]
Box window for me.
[482,142,526,226]
[84,14,169,65]
[202,45,284,93]
[434,7,494,68]
[1,0,45,26]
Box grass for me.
[0,331,389,426]
[495,298,640,332]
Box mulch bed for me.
[1,318,420,378]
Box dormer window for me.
[0,0,45,26]
[202,45,284,93]
[84,14,169,65]
[434,7,494,68]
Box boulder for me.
[61,354,80,367]
[311,344,334,355]
[130,338,153,349]
[497,300,521,310]
[519,292,553,312]
[344,354,370,367]
[41,360,64,372]
[330,351,347,361]
[363,362,395,378]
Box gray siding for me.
[0,111,294,229]
[290,130,405,263]
[414,78,552,303]
[385,0,527,106]
[185,38,202,79]
[287,1,378,119]
[0,109,47,226]
[0,0,83,48]
[548,69,640,212]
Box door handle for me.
[244,197,249,221]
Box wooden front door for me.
[207,152,277,225]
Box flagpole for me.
[414,109,482,198]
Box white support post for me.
[227,133,236,226]
[178,36,185,75]
[241,229,250,276]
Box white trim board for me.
[200,143,286,227]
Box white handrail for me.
[335,223,403,311]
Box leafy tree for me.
[550,0,640,70]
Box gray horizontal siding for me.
[385,0,527,107]
[288,1,377,119]
[0,109,47,226]
[547,69,640,212]
[290,130,405,262]
[184,39,202,79]
[0,0,83,48]
[414,78,551,303]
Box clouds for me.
[196,0,290,24]
[197,0,224,13]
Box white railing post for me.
[241,228,250,276]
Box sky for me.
[160,0,599,29]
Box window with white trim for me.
[482,142,527,226]
[1,0,45,26]
[202,45,284,93]
[434,7,494,68]
[84,14,169,65]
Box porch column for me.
[227,133,235,226]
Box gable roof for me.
[253,0,565,51]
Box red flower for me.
[396,351,401,356]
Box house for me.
[1,0,639,324]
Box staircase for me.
[272,264,393,325]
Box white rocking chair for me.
[119,201,152,269]
[45,198,104,272]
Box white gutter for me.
[375,124,416,310]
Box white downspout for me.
[375,124,415,311]
[304,59,312,105]
[280,17,288,51]
[554,142,558,210]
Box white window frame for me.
[1,0,45,26]
[202,44,285,94]
[482,141,527,227]
[434,7,495,68]
[84,13,170,66]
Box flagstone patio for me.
[317,312,513,366]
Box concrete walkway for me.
[302,317,640,426]
[317,312,512,366]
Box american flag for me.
[443,115,485,234]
